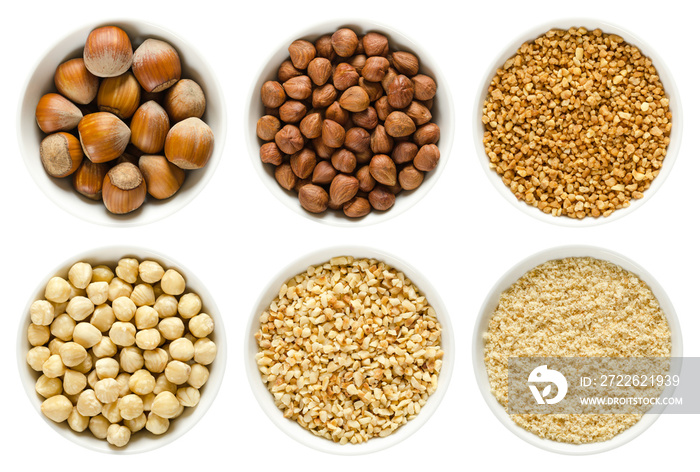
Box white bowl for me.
[245,19,454,227]
[472,245,683,455]
[472,19,682,227]
[17,19,227,227]
[244,246,455,454]
[16,245,227,454]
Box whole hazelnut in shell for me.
[83,26,133,78]
[131,38,182,93]
[164,117,214,170]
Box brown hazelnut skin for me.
[362,33,389,57]
[260,142,283,165]
[368,185,396,211]
[278,60,303,82]
[387,74,414,109]
[278,101,307,124]
[369,154,397,187]
[370,125,393,155]
[312,84,338,108]
[314,35,336,61]
[283,76,312,100]
[333,63,359,91]
[325,102,350,128]
[384,111,416,137]
[330,149,356,174]
[398,165,424,190]
[392,141,418,164]
[351,107,378,130]
[414,123,440,146]
[321,119,345,148]
[338,86,370,113]
[391,51,420,76]
[256,115,282,141]
[344,127,371,154]
[374,96,394,121]
[290,148,317,179]
[298,184,329,213]
[343,197,371,218]
[405,101,432,126]
[288,40,316,69]
[275,125,304,155]
[414,144,440,171]
[311,160,337,185]
[356,165,376,193]
[299,113,323,139]
[361,56,390,82]
[275,164,297,191]
[307,57,332,86]
[261,81,286,109]
[411,74,437,101]
[329,174,359,206]
[331,28,359,58]
[359,78,383,102]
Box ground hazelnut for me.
[298,184,329,213]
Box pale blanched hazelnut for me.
[67,407,89,432]
[116,372,132,397]
[158,317,184,340]
[112,296,137,321]
[154,294,178,318]
[146,412,169,435]
[144,348,169,373]
[108,277,133,301]
[116,258,139,283]
[63,370,87,395]
[109,321,136,346]
[91,304,115,332]
[66,296,94,321]
[35,374,62,398]
[43,354,67,378]
[94,378,120,403]
[50,313,75,341]
[45,277,72,303]
[102,401,122,423]
[177,293,201,319]
[48,338,65,355]
[135,328,161,350]
[28,323,51,346]
[131,283,155,307]
[86,281,109,305]
[187,364,209,389]
[72,322,102,348]
[107,424,131,447]
[59,341,87,367]
[118,394,144,420]
[134,306,159,329]
[30,300,55,326]
[41,395,73,423]
[161,269,185,295]
[128,369,156,395]
[92,265,115,283]
[68,262,93,289]
[164,360,191,385]
[87,370,99,389]
[169,337,194,362]
[176,387,200,407]
[73,354,93,374]
[193,337,216,365]
[153,373,176,395]
[124,413,147,432]
[188,313,214,338]
[89,415,110,438]
[119,346,144,373]
[139,260,165,284]
[27,346,51,371]
[77,389,103,417]
[92,336,118,358]
[95,357,120,379]
[151,391,180,419]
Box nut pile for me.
[257,28,441,218]
[26,257,217,447]
[482,27,672,219]
[255,256,443,444]
[484,257,671,443]
[36,25,214,215]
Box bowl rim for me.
[471,17,683,228]
[16,244,228,454]
[243,244,455,455]
[16,17,228,228]
[471,244,683,455]
[244,18,455,228]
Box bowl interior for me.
[17,20,227,227]
[16,246,227,454]
[472,244,683,455]
[472,19,683,227]
[246,19,454,227]
[244,245,455,454]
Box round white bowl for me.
[244,246,455,454]
[473,19,682,227]
[16,246,227,454]
[246,19,455,227]
[17,19,227,227]
[472,245,683,455]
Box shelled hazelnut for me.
[34,25,215,215]
[257,27,441,218]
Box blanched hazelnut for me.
[63,370,87,395]
[116,258,139,283]
[158,317,185,340]
[119,346,144,373]
[124,413,147,433]
[94,378,120,403]
[110,321,136,346]
[86,282,109,305]
[176,387,200,407]
[28,323,51,346]
[108,277,133,301]
[30,300,55,326]
[102,401,122,423]
[146,412,169,435]
[169,337,194,362]
[188,364,209,389]
[154,294,178,318]
[139,260,165,284]
[177,293,201,319]
[89,415,110,439]
[90,304,115,332]
[43,354,66,378]
[118,394,144,420]
[95,357,120,379]
[45,277,72,303]
[134,306,159,329]
[68,262,93,289]
[129,369,156,395]
[92,265,115,283]
[112,296,137,321]
[66,296,94,321]
[41,395,73,423]
[67,407,89,432]
[72,322,102,348]
[27,346,51,371]
[59,341,87,367]
[151,391,180,419]
[107,424,131,447]
[154,373,177,395]
[77,389,103,417]
[193,337,216,365]
[35,374,62,398]
[144,348,169,373]
[189,313,214,338]
[92,336,118,358]
[161,269,185,295]
[135,328,161,350]
[130,283,155,307]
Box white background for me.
[2,0,698,469]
